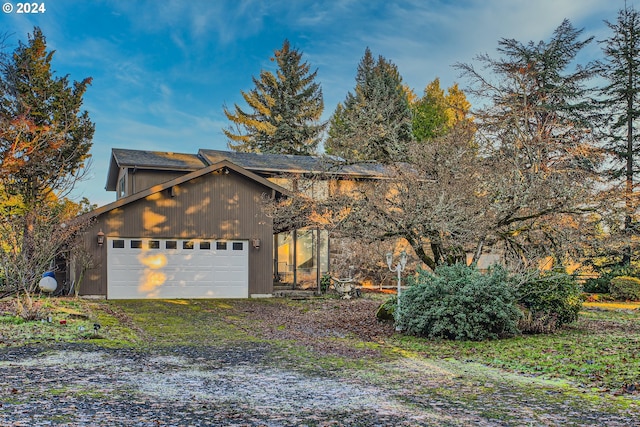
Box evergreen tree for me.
[456,19,600,267]
[0,27,94,292]
[599,5,640,265]
[223,40,324,155]
[325,48,413,163]
[0,27,94,205]
[412,78,449,141]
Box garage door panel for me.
[107,238,248,299]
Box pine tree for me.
[325,48,413,163]
[599,5,640,265]
[223,40,324,155]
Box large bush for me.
[512,270,582,334]
[582,276,610,294]
[609,276,640,301]
[582,264,640,294]
[396,264,521,341]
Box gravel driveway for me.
[1,342,637,427]
[0,343,450,426]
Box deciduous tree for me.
[265,123,485,271]
[411,78,472,141]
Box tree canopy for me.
[597,5,640,267]
[0,27,94,293]
[455,19,601,267]
[325,48,413,163]
[223,39,325,155]
[411,78,472,141]
[267,19,604,272]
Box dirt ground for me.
[0,297,638,426]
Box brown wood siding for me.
[77,169,274,297]
[129,169,189,195]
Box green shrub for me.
[582,276,610,294]
[583,264,640,294]
[512,270,582,334]
[609,276,640,301]
[396,264,521,341]
[320,274,331,294]
[375,296,396,322]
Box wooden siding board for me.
[77,169,274,297]
[131,170,189,195]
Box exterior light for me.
[385,250,409,332]
[97,230,105,246]
[252,238,261,249]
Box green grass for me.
[388,307,640,391]
[111,299,261,347]
[0,297,140,347]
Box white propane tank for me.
[39,273,57,293]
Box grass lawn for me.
[1,294,639,409]
[390,306,640,393]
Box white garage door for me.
[107,238,249,299]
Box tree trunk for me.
[623,65,635,266]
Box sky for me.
[0,0,631,206]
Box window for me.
[112,239,125,249]
[183,241,194,250]
[233,242,243,251]
[200,241,211,250]
[149,240,160,249]
[165,241,177,250]
[131,240,143,249]
[118,176,126,198]
[216,241,227,250]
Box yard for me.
[0,294,638,426]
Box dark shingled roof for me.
[111,148,206,170]
[198,149,390,177]
[105,148,207,191]
[106,148,392,191]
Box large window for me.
[274,229,328,289]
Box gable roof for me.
[105,147,394,194]
[198,149,391,178]
[105,148,207,191]
[85,160,289,220]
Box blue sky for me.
[0,0,629,205]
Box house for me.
[73,148,386,299]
